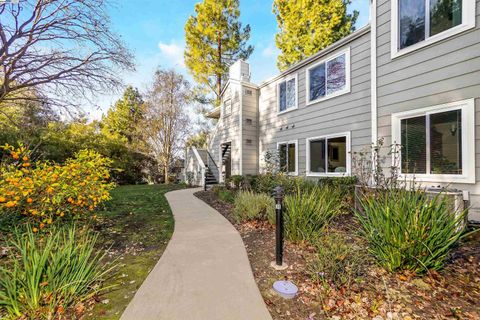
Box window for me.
[223,99,231,117]
[244,89,253,96]
[392,0,475,57]
[306,49,350,105]
[306,133,351,176]
[278,75,297,113]
[392,99,475,183]
[277,141,297,174]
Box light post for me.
[271,186,287,270]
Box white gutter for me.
[370,0,378,145]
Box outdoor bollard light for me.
[271,186,288,270]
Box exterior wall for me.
[241,85,260,175]
[208,82,242,179]
[184,148,203,186]
[258,31,372,176]
[375,0,480,220]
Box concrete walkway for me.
[121,188,272,320]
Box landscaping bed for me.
[195,190,480,320]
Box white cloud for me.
[158,40,185,68]
[261,44,279,58]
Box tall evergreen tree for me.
[102,86,145,146]
[273,0,358,71]
[184,0,253,105]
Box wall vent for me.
[246,118,253,125]
[246,139,253,145]
[244,89,253,96]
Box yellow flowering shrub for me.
[0,145,115,229]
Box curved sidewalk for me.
[121,188,272,320]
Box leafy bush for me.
[233,191,274,223]
[250,173,302,195]
[227,175,245,190]
[308,232,367,288]
[0,225,112,318]
[212,185,235,203]
[0,145,114,229]
[283,185,343,242]
[356,188,467,273]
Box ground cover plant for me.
[282,184,343,242]
[233,190,274,223]
[356,187,469,273]
[0,225,111,319]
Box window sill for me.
[399,174,475,185]
[306,172,350,177]
[277,106,298,115]
[306,87,351,106]
[391,23,476,60]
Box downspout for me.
[370,0,378,145]
[370,0,379,185]
[239,83,243,175]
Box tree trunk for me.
[216,35,222,104]
[164,164,170,185]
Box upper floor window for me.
[306,48,350,105]
[223,99,232,117]
[391,99,475,183]
[392,0,475,57]
[277,75,297,113]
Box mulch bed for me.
[195,190,480,320]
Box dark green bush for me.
[282,185,343,242]
[356,188,467,273]
[218,188,235,203]
[308,232,367,288]
[228,175,246,190]
[233,191,274,223]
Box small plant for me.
[212,186,235,204]
[356,188,467,273]
[233,191,274,223]
[308,232,367,288]
[229,175,245,190]
[0,225,113,318]
[185,171,194,186]
[283,185,343,242]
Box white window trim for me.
[391,99,475,184]
[277,140,299,175]
[277,73,298,115]
[306,132,352,177]
[305,47,351,106]
[391,0,476,59]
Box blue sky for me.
[89,0,370,119]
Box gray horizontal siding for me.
[259,31,372,175]
[375,0,480,220]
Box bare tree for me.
[143,67,190,184]
[0,0,134,109]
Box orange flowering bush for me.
[0,145,115,228]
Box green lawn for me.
[86,184,184,319]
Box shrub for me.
[0,225,112,318]
[0,145,114,229]
[218,188,235,203]
[250,173,300,195]
[228,175,245,190]
[308,232,367,288]
[356,188,467,273]
[212,185,235,203]
[283,185,343,242]
[233,191,274,223]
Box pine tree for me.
[273,0,358,71]
[184,0,253,105]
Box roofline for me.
[220,78,259,97]
[259,24,371,88]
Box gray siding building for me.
[186,0,480,221]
